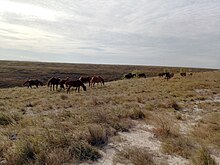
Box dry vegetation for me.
[0,62,220,164]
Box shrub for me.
[87,124,108,147]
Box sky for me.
[0,0,220,68]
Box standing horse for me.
[164,72,174,80]
[66,80,86,93]
[47,77,60,91]
[138,73,146,78]
[59,77,69,89]
[23,79,43,88]
[90,76,104,87]
[180,73,187,77]
[79,76,91,87]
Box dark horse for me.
[67,80,86,93]
[164,72,174,80]
[23,79,43,88]
[124,73,136,79]
[90,76,104,87]
[59,77,70,89]
[47,77,60,91]
[79,76,91,87]
[158,73,166,77]
[180,72,187,77]
[138,73,146,78]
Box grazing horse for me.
[79,76,91,87]
[180,73,186,77]
[124,73,136,79]
[23,79,43,88]
[90,76,104,87]
[47,77,60,91]
[59,77,69,89]
[138,73,146,78]
[158,73,166,77]
[67,80,86,93]
[164,72,174,80]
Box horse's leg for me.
[67,86,71,94]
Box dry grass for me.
[0,69,220,164]
[192,147,217,165]
[114,147,156,165]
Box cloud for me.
[0,0,219,68]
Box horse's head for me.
[82,85,86,91]
[39,81,43,86]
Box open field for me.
[0,60,215,88]
[0,68,220,164]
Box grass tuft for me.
[192,147,217,165]
[87,124,108,147]
[69,141,101,161]
[115,147,156,165]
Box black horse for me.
[47,77,61,91]
[138,73,146,78]
[23,79,43,88]
[124,73,136,79]
[164,72,174,80]
[67,80,86,93]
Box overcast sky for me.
[0,0,219,68]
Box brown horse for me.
[66,80,86,93]
[59,77,70,89]
[90,76,104,87]
[79,76,91,87]
[23,79,43,88]
[47,77,60,91]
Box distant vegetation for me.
[0,60,215,88]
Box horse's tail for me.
[47,79,52,87]
[23,80,29,86]
[100,77,104,85]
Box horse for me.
[138,73,146,78]
[66,80,86,93]
[180,73,186,77]
[79,76,91,87]
[164,72,174,80]
[90,76,104,87]
[23,79,43,88]
[124,73,136,79]
[47,77,60,91]
[158,73,166,77]
[59,77,70,89]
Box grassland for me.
[0,60,214,88]
[0,61,219,164]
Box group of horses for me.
[158,72,193,80]
[124,73,146,79]
[23,76,105,93]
